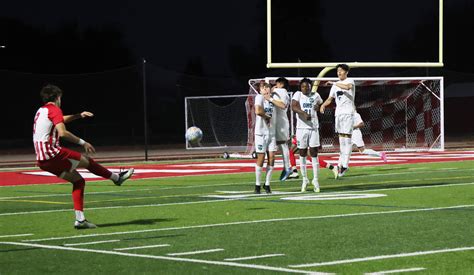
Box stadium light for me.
[0,45,5,48]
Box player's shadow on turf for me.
[98,218,176,228]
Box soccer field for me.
[1,157,474,274]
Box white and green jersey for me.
[292,91,323,129]
[329,78,356,116]
[254,94,275,136]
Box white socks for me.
[339,137,352,168]
[299,156,308,180]
[311,157,319,182]
[256,165,274,186]
[255,165,262,186]
[110,173,119,182]
[75,210,85,222]
[362,148,381,157]
[265,166,274,186]
[280,143,290,170]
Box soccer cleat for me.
[329,165,339,179]
[263,185,272,194]
[312,179,320,193]
[279,168,292,181]
[114,168,135,186]
[381,152,388,163]
[338,167,348,178]
[74,219,97,230]
[301,179,309,192]
[254,185,261,194]
[288,169,299,179]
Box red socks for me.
[72,179,85,211]
[87,158,112,179]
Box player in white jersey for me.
[320,64,355,177]
[352,111,387,162]
[254,82,277,194]
[271,77,293,181]
[291,78,323,192]
[33,84,134,229]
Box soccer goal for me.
[185,77,443,153]
[249,76,444,153]
[185,94,258,151]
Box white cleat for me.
[330,165,339,179]
[301,179,309,192]
[114,168,135,186]
[312,180,320,193]
[74,219,97,230]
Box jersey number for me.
[32,112,40,135]
[336,91,344,100]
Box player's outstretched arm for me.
[55,122,96,154]
[320,97,333,113]
[63,111,94,124]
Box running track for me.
[1,151,474,186]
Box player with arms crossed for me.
[320,64,355,177]
[254,82,278,194]
[33,84,134,229]
[271,77,293,181]
[291,78,323,192]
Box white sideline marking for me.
[206,191,298,199]
[22,169,233,178]
[0,233,33,238]
[0,188,153,200]
[167,248,224,256]
[4,181,474,218]
[22,204,474,242]
[63,240,120,246]
[114,244,170,251]
[225,254,285,261]
[280,193,386,201]
[0,242,322,274]
[365,267,426,274]
[0,198,238,217]
[289,246,474,268]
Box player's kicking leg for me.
[77,154,134,186]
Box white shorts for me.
[351,129,364,147]
[335,114,354,135]
[275,119,290,142]
[254,134,277,153]
[296,128,320,149]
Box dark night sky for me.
[0,0,471,74]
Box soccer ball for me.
[185,126,203,144]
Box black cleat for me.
[254,185,261,194]
[263,185,272,194]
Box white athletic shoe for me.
[114,168,135,186]
[301,178,309,192]
[330,165,339,179]
[312,179,320,193]
[74,220,97,230]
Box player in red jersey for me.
[33,84,134,229]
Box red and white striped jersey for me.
[32,103,64,161]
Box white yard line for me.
[114,244,170,251]
[289,247,474,268]
[63,240,121,246]
[0,198,238,217]
[0,242,322,274]
[167,248,224,256]
[365,267,426,274]
[0,233,33,238]
[22,204,474,242]
[4,180,474,218]
[225,254,285,261]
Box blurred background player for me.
[352,111,387,162]
[320,64,355,178]
[254,82,277,194]
[33,84,134,229]
[271,77,293,181]
[291,78,323,192]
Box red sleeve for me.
[47,105,64,125]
